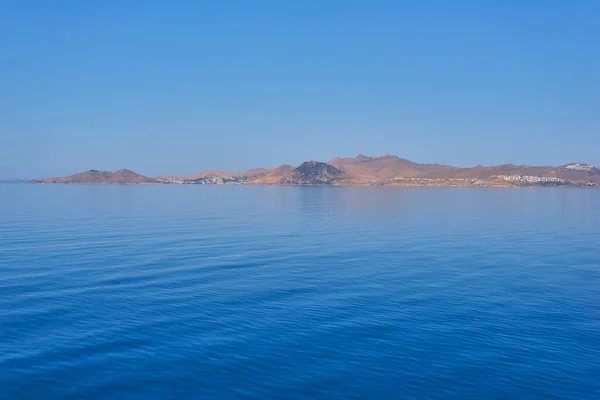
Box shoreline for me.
[23,181,600,188]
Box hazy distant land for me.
[28,155,600,187]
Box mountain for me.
[30,169,157,184]
[325,155,600,185]
[439,163,600,182]
[31,156,600,187]
[328,154,459,180]
[282,161,345,184]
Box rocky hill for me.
[282,161,345,184]
[30,169,157,184]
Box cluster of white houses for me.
[156,177,186,184]
[156,176,245,185]
[491,175,568,184]
[391,177,475,182]
[563,163,598,172]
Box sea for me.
[1,184,599,399]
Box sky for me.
[1,0,599,178]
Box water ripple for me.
[1,185,599,399]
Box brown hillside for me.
[246,165,295,184]
[325,155,600,184]
[327,154,454,181]
[35,169,157,184]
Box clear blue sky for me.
[1,0,599,178]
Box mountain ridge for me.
[30,155,600,187]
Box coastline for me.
[24,181,599,188]
[25,156,600,188]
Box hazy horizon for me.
[2,1,599,178]
[7,152,600,181]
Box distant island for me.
[29,155,600,187]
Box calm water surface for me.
[1,185,599,399]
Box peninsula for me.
[29,155,600,187]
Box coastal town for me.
[156,176,245,185]
[491,175,569,185]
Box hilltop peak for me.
[114,169,138,174]
[282,161,344,184]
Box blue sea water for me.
[1,184,599,399]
